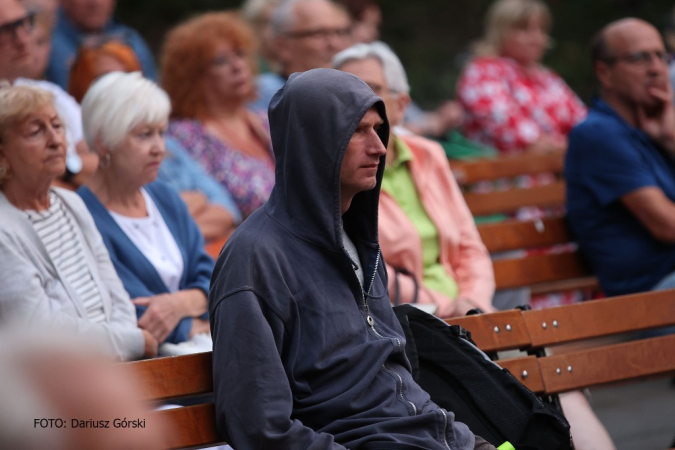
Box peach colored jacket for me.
[379,134,495,316]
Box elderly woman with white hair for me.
[334,42,496,319]
[457,0,586,154]
[78,72,214,355]
[0,84,156,361]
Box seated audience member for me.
[162,12,275,219]
[335,0,381,44]
[249,0,352,113]
[20,0,55,81]
[1,0,96,187]
[241,0,283,74]
[567,18,675,297]
[77,72,214,355]
[457,0,586,154]
[67,39,142,102]
[68,42,242,238]
[334,42,496,317]
[46,0,156,89]
[0,84,156,361]
[209,67,498,450]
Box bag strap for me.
[393,267,419,306]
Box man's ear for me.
[397,93,411,119]
[595,60,613,91]
[274,36,291,71]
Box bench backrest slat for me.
[445,309,531,352]
[464,181,566,216]
[498,356,545,393]
[478,217,572,253]
[537,334,675,394]
[493,252,593,290]
[127,352,212,402]
[451,153,564,185]
[158,403,223,449]
[522,290,675,347]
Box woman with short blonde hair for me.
[0,84,155,361]
[457,0,586,154]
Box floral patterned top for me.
[457,56,587,153]
[166,114,275,218]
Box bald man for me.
[566,18,675,296]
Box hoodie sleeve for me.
[210,289,347,450]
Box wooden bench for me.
[477,217,598,295]
[125,289,675,449]
[451,152,565,185]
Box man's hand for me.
[636,85,675,154]
[527,134,567,154]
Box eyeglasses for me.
[0,12,35,45]
[285,26,352,41]
[366,82,398,97]
[211,49,249,69]
[606,50,672,67]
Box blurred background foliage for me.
[117,0,675,108]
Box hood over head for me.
[266,68,389,251]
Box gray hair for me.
[241,0,283,24]
[80,71,171,152]
[332,41,410,94]
[270,0,340,37]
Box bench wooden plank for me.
[493,251,593,290]
[157,403,223,449]
[464,181,566,216]
[478,217,572,253]
[528,276,599,296]
[451,153,564,185]
[445,309,531,353]
[499,356,545,394]
[537,334,675,394]
[127,352,212,402]
[522,290,675,347]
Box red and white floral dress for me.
[457,56,587,154]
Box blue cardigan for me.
[78,182,214,344]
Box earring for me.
[99,153,111,169]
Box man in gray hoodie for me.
[209,68,495,450]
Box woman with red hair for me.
[162,12,274,219]
[67,39,141,103]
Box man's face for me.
[277,0,352,76]
[598,21,670,110]
[0,0,33,81]
[61,0,115,32]
[339,57,404,127]
[340,107,386,201]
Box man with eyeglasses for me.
[566,18,675,298]
[0,1,33,80]
[250,0,352,113]
[0,0,96,187]
[46,0,157,89]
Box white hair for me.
[80,71,171,152]
[270,0,340,37]
[332,41,410,94]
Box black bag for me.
[393,304,573,450]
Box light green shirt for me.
[381,137,459,300]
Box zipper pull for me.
[367,315,375,328]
